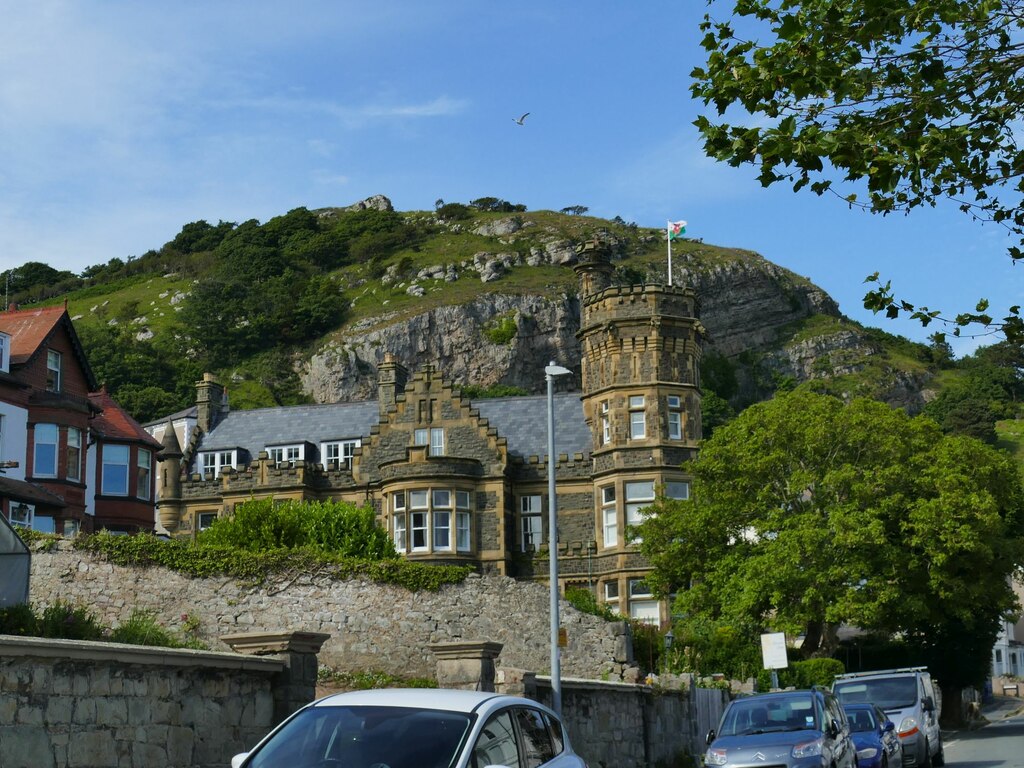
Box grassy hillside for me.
[5,199,1019,463]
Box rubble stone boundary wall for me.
[0,635,283,768]
[28,542,635,680]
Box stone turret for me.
[156,421,183,533]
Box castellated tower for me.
[573,240,703,604]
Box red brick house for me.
[0,304,157,533]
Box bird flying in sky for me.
[513,112,529,125]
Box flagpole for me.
[666,222,673,287]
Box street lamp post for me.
[545,361,572,717]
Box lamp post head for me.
[545,362,572,378]
[664,629,675,651]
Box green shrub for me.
[757,657,846,691]
[483,315,518,345]
[110,609,181,647]
[459,384,529,399]
[198,498,397,558]
[565,586,618,622]
[0,603,38,635]
[318,668,437,690]
[36,600,105,641]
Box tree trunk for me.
[939,683,967,729]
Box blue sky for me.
[0,1,1018,357]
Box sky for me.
[0,1,1019,357]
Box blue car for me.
[843,703,903,768]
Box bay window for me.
[628,395,645,439]
[102,444,130,495]
[137,449,152,499]
[33,423,58,477]
[66,427,81,481]
[391,487,472,554]
[601,486,617,547]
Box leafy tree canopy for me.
[638,390,1024,691]
[692,0,1024,341]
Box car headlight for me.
[898,717,919,737]
[792,738,824,758]
[705,747,728,765]
[858,747,880,759]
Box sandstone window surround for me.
[628,578,658,624]
[200,449,236,477]
[197,510,217,531]
[624,480,656,544]
[667,394,683,440]
[413,427,446,456]
[600,400,610,445]
[391,488,471,554]
[628,395,646,439]
[601,485,617,548]
[519,494,543,549]
[46,349,62,392]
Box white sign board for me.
[760,632,788,670]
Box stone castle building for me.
[148,240,704,622]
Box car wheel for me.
[921,740,932,768]
[933,737,945,767]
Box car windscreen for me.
[244,705,475,768]
[844,707,877,732]
[834,677,917,709]
[718,696,818,736]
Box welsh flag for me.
[667,220,687,240]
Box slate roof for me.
[199,401,381,458]
[475,392,590,459]
[194,393,591,463]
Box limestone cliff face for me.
[298,247,925,408]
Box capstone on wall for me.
[29,542,636,681]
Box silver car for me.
[231,688,588,768]
[705,689,857,768]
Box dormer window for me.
[267,444,303,465]
[0,332,9,373]
[200,450,236,477]
[46,350,62,392]
[322,439,361,468]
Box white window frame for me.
[628,395,645,439]
[628,578,659,624]
[430,427,445,456]
[9,502,33,528]
[102,444,130,496]
[136,449,152,500]
[604,580,620,603]
[200,450,236,477]
[46,350,62,392]
[668,394,683,440]
[601,485,617,547]
[322,439,361,467]
[432,489,452,551]
[33,423,58,478]
[197,511,218,531]
[392,492,407,552]
[600,400,610,445]
[0,332,8,373]
[410,490,429,551]
[625,480,656,543]
[520,494,543,549]
[267,444,303,465]
[413,428,428,447]
[66,427,81,482]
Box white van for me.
[833,667,943,768]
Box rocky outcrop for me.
[300,294,582,402]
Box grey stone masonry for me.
[0,635,286,768]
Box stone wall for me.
[29,542,636,681]
[0,635,283,768]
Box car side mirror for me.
[828,721,840,738]
[230,754,249,768]
[883,720,895,733]
[922,697,935,713]
[706,729,716,745]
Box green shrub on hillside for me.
[199,498,397,558]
